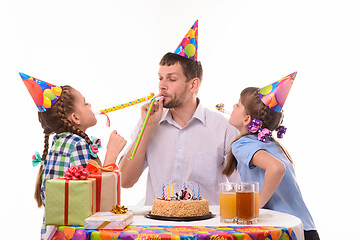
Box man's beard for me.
[163,95,182,108]
[162,88,188,109]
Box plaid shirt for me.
[40,132,90,204]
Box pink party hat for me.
[258,72,297,112]
[174,20,198,60]
[20,72,62,112]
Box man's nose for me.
[159,80,167,91]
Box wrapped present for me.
[45,167,96,226]
[84,210,133,230]
[87,160,121,212]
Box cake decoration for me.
[175,188,193,200]
[161,183,201,201]
[151,183,209,217]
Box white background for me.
[1,0,359,239]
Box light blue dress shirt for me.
[128,101,241,205]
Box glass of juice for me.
[249,182,259,221]
[236,182,256,224]
[219,182,237,223]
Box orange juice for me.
[220,192,236,221]
[236,191,255,221]
[254,192,259,219]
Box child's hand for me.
[104,130,127,165]
[108,130,127,153]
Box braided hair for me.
[34,85,99,207]
[222,87,292,177]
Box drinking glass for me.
[236,182,256,224]
[250,182,259,221]
[219,182,237,223]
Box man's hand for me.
[141,96,164,128]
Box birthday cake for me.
[150,186,209,218]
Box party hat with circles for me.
[258,72,297,112]
[174,20,198,60]
[20,72,62,112]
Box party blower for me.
[94,92,157,127]
[94,92,155,115]
[94,92,164,160]
[215,103,231,115]
[127,95,164,160]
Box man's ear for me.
[189,77,200,93]
[67,112,81,126]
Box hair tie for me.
[248,118,272,143]
[248,119,262,133]
[276,125,287,138]
[32,151,44,167]
[258,128,272,142]
[89,136,102,158]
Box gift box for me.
[87,161,121,212]
[84,211,133,230]
[45,178,96,226]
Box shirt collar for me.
[159,98,206,127]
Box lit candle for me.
[171,184,173,198]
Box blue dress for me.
[232,134,316,230]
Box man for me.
[119,21,240,205]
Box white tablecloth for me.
[129,205,304,240]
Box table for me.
[49,205,304,240]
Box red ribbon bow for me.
[86,160,119,172]
[63,166,89,180]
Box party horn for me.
[128,96,164,160]
[94,92,155,115]
[215,103,231,114]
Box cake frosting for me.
[150,186,210,217]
